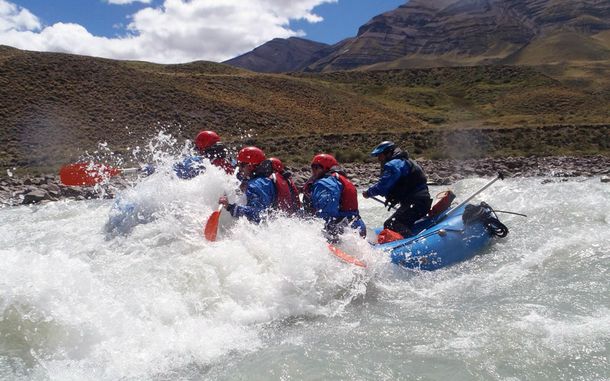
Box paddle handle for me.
[444,173,504,218]
[369,196,398,210]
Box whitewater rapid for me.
[1,165,609,380]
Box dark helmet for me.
[370,141,396,157]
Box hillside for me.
[0,47,608,176]
[0,47,421,174]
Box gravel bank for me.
[2,155,608,207]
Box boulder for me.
[62,186,84,198]
[22,189,49,204]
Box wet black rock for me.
[22,189,48,205]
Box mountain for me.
[225,0,610,72]
[223,37,329,73]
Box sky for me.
[0,0,406,63]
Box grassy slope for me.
[296,65,609,127]
[0,47,608,175]
[0,48,420,174]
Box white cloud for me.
[0,0,336,63]
[0,0,40,32]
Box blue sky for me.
[292,0,406,44]
[0,0,407,63]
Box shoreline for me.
[1,155,609,207]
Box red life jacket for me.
[288,178,302,209]
[211,158,235,175]
[271,172,299,214]
[331,172,359,213]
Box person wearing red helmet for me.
[269,157,301,214]
[219,147,276,223]
[304,153,366,240]
[173,130,235,179]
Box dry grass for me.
[0,47,608,175]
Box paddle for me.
[60,163,138,186]
[327,243,366,268]
[443,172,504,219]
[369,195,397,210]
[204,205,223,242]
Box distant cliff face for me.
[225,0,610,72]
[223,37,329,73]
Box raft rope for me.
[463,202,509,238]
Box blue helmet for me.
[370,141,396,157]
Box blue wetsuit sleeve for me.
[366,160,409,197]
[174,156,205,179]
[231,178,275,223]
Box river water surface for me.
[1,166,609,380]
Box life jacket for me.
[285,172,302,210]
[204,143,234,174]
[211,158,235,174]
[385,152,429,206]
[253,160,300,214]
[328,167,359,215]
[270,172,299,214]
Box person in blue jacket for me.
[304,153,366,240]
[172,130,235,179]
[362,141,432,237]
[219,146,275,224]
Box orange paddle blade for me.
[60,163,121,186]
[327,244,366,268]
[204,206,223,242]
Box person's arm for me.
[173,156,205,179]
[364,161,406,197]
[230,179,275,223]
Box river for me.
[1,166,608,380]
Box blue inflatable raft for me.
[374,201,508,271]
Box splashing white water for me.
[1,165,609,380]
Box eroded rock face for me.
[227,0,610,73]
[308,0,610,71]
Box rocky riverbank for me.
[1,155,608,207]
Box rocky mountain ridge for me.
[225,0,610,72]
[224,37,329,73]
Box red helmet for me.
[269,157,285,173]
[311,154,338,172]
[195,130,220,151]
[237,146,266,165]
